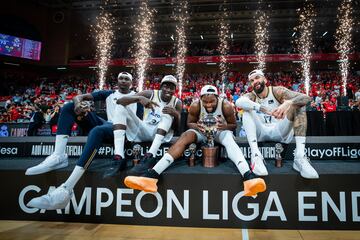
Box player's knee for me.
[158,114,173,131]
[88,126,104,139]
[179,131,197,144]
[219,130,233,142]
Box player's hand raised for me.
[139,96,159,112]
[162,106,177,117]
[271,100,292,119]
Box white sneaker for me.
[293,156,319,179]
[27,184,73,210]
[25,153,68,175]
[250,154,268,176]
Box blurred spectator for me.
[27,105,45,136]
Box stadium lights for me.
[89,66,97,69]
[200,35,204,40]
[249,62,260,64]
[165,64,175,67]
[206,62,216,65]
[292,32,296,37]
[322,31,328,37]
[170,35,174,41]
[292,60,303,63]
[57,67,67,70]
[4,62,20,66]
[231,33,233,39]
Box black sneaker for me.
[243,170,258,181]
[127,153,157,176]
[103,155,127,178]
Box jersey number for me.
[264,115,272,124]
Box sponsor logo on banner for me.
[10,127,28,137]
[304,147,360,159]
[0,147,18,155]
[31,144,84,157]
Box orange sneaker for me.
[243,178,266,196]
[124,169,160,192]
[242,170,266,196]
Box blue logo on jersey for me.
[149,111,161,119]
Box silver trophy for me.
[187,143,197,167]
[200,114,219,168]
[132,144,142,166]
[275,143,284,168]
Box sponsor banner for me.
[0,141,359,161]
[1,170,360,229]
[69,53,360,67]
[0,123,52,137]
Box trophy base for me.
[188,157,195,167]
[202,146,218,168]
[275,158,283,168]
[133,159,140,166]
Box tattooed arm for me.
[273,86,312,106]
[271,86,312,119]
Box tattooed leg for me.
[292,106,307,137]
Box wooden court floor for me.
[0,220,359,240]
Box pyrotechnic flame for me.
[254,10,269,71]
[93,4,115,90]
[294,2,316,95]
[218,4,230,85]
[335,0,353,96]
[174,1,189,98]
[133,1,156,92]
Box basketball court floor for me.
[0,220,359,240]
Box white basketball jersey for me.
[106,90,136,123]
[143,90,178,126]
[253,86,281,126]
[199,97,225,120]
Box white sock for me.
[54,135,69,155]
[113,129,126,158]
[63,165,85,190]
[295,136,306,158]
[242,112,261,157]
[219,131,250,176]
[153,153,174,175]
[148,134,164,157]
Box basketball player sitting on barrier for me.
[124,85,266,197]
[235,69,319,179]
[103,75,182,178]
[25,72,136,210]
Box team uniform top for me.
[91,90,136,123]
[252,86,281,126]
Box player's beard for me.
[253,81,266,94]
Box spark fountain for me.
[335,0,354,96]
[133,1,155,92]
[174,1,189,98]
[218,3,230,87]
[294,2,316,96]
[254,9,269,71]
[93,4,115,90]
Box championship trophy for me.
[132,144,142,166]
[200,114,219,168]
[187,143,197,167]
[275,143,284,168]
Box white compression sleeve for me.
[235,97,261,111]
